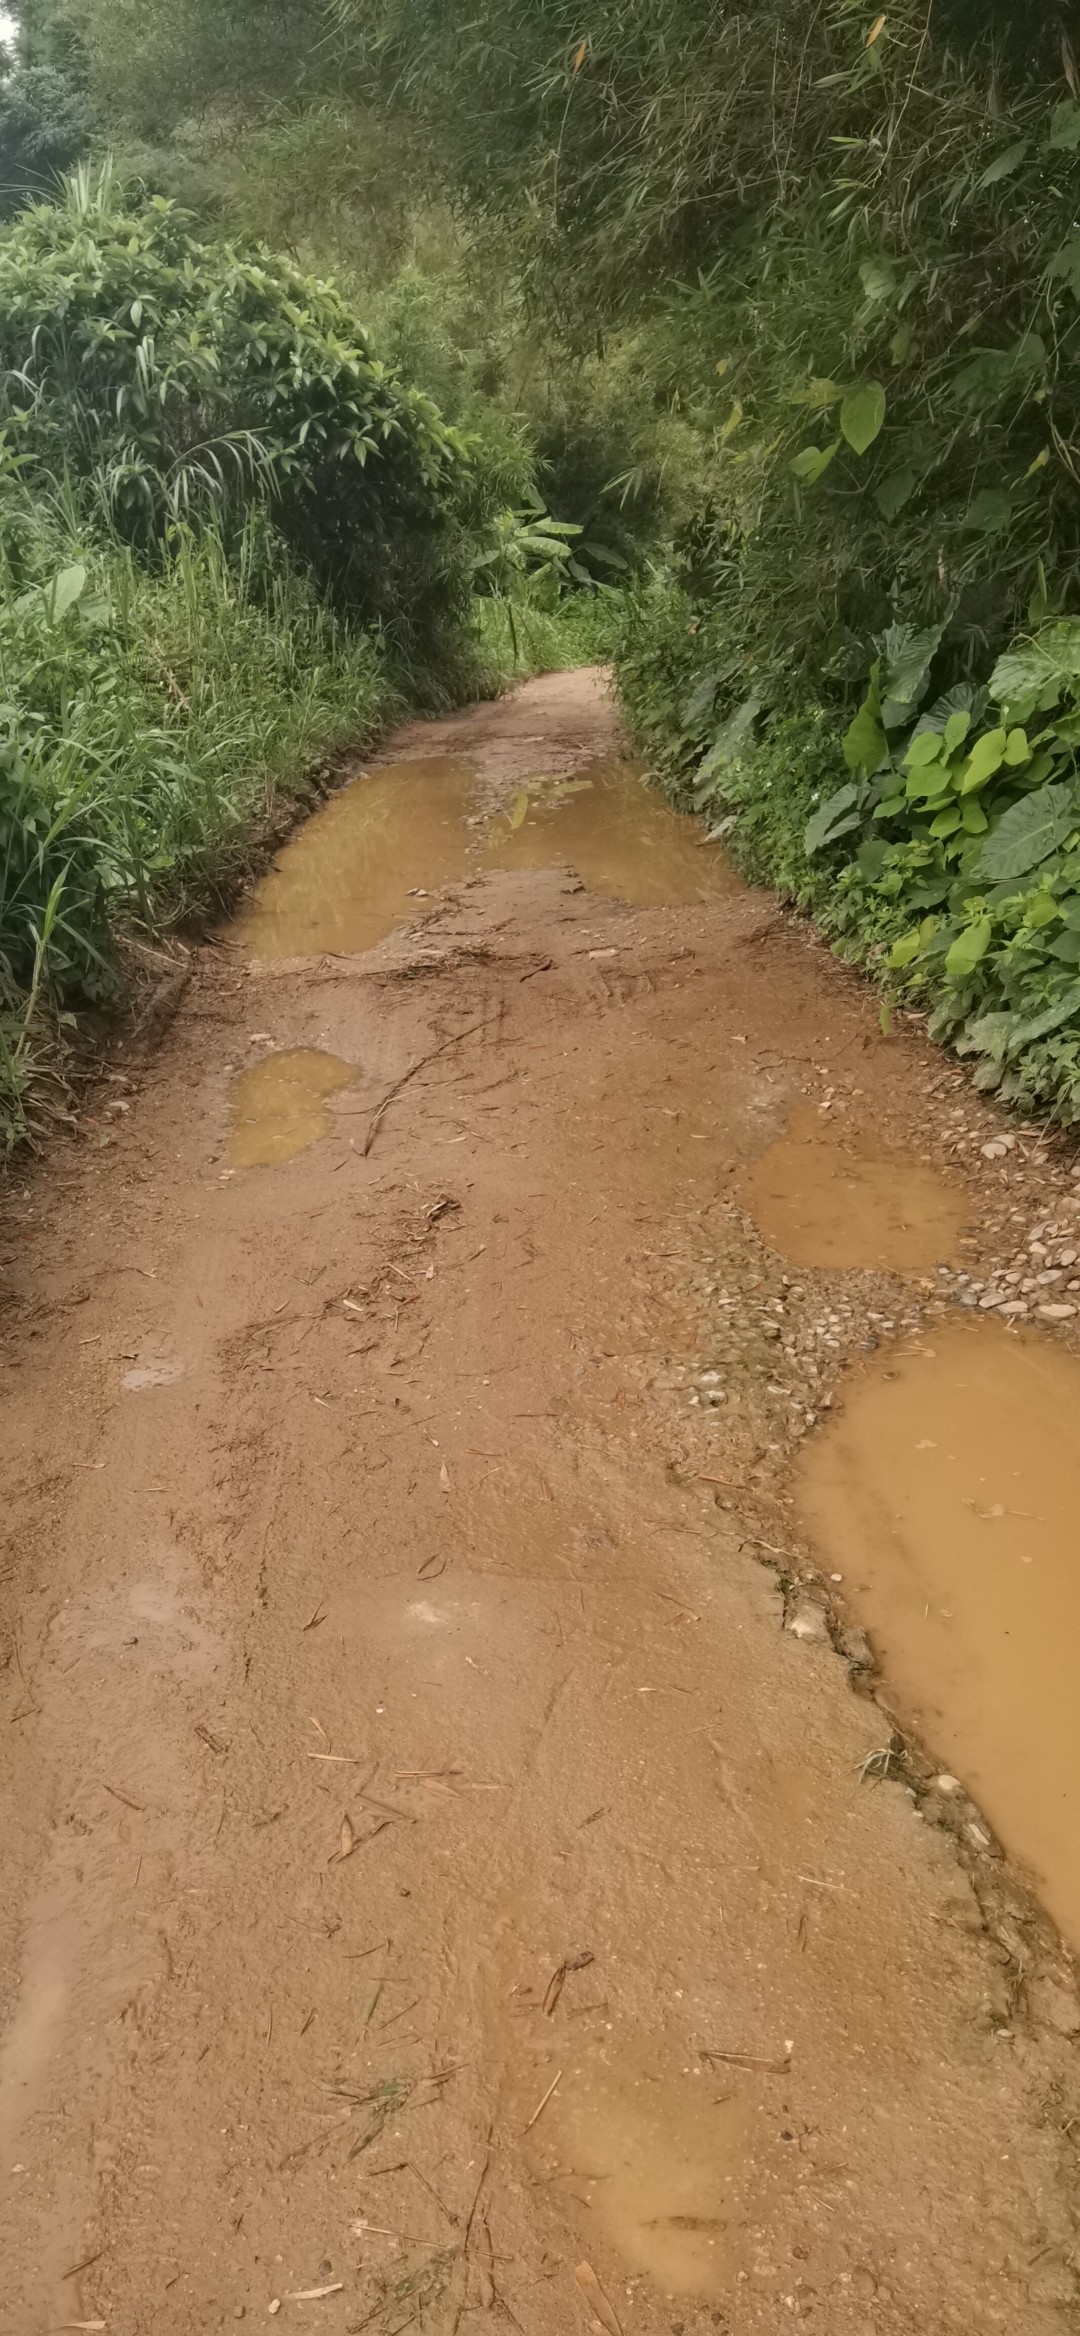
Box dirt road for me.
[3,670,1080,2336]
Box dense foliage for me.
[6,0,1080,1126]
[0,163,552,1148]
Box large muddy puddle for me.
[797,1319,1080,1944]
[236,758,475,958]
[236,753,732,959]
[741,1102,968,1273]
[483,761,738,907]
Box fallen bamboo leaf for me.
[357,1789,413,1823]
[332,1813,356,1862]
[699,2045,791,2074]
[439,1462,450,1490]
[303,1604,327,1630]
[101,1781,145,1812]
[284,2285,343,2301]
[54,2324,107,2332]
[543,1950,594,2018]
[416,1552,446,1579]
[574,2263,623,2336]
[523,2068,562,2131]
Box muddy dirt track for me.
[4,669,1080,2336]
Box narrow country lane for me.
[3,670,1080,2336]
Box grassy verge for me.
[0,505,401,1149]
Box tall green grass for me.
[0,486,398,1148]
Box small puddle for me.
[236,757,475,957]
[236,753,733,961]
[797,1318,1080,1944]
[741,1103,968,1272]
[483,759,738,906]
[535,2042,752,2298]
[227,1048,357,1167]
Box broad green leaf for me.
[946,918,992,978]
[875,464,916,520]
[882,623,943,724]
[790,439,839,482]
[804,781,861,856]
[963,487,1013,535]
[46,564,88,620]
[1048,102,1080,152]
[859,257,897,303]
[977,138,1029,188]
[975,783,1079,880]
[959,728,1007,792]
[888,930,922,969]
[1003,727,1031,766]
[944,710,971,754]
[960,798,989,834]
[840,382,886,455]
[904,730,944,769]
[1049,235,1080,301]
[843,699,888,775]
[930,808,962,836]
[991,622,1080,709]
[965,1011,1018,1061]
[1008,984,1080,1047]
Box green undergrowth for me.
[0,494,401,1145]
[472,585,621,678]
[0,164,592,1154]
[617,587,1080,1125]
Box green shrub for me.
[0,162,487,670]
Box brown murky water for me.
[533,2041,754,2299]
[237,753,731,961]
[798,1319,1080,1945]
[742,1103,968,1273]
[236,758,476,958]
[227,1048,357,1167]
[483,760,737,906]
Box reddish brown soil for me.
[2,669,1080,2336]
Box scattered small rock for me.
[841,1627,875,1672]
[786,1601,829,1645]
